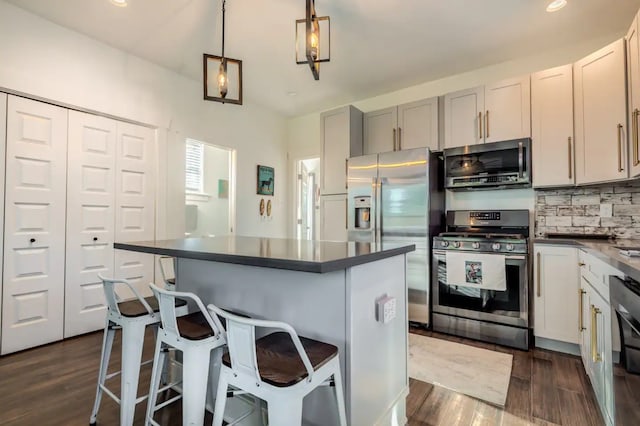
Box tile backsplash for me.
[535,180,640,239]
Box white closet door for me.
[0,93,6,339]
[2,96,67,355]
[64,111,116,338]
[114,122,155,298]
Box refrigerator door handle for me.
[375,177,382,244]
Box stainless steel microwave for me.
[444,138,532,190]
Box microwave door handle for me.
[518,141,523,179]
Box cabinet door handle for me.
[591,305,602,363]
[578,289,586,332]
[93,237,98,242]
[634,109,639,166]
[345,159,348,190]
[536,252,541,298]
[29,238,36,244]
[485,110,490,139]
[478,112,483,140]
[618,123,624,172]
[398,127,402,151]
[345,200,347,230]
[393,128,397,151]
[578,262,585,267]
[568,136,573,179]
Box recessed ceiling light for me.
[546,0,567,12]
[287,91,298,97]
[110,0,127,7]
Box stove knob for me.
[506,244,514,251]
[492,243,501,250]
[472,242,480,249]
[453,241,461,248]
[440,241,449,248]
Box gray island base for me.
[115,236,415,426]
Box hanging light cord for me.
[221,0,226,58]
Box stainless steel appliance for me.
[611,275,640,425]
[347,148,444,325]
[444,138,532,190]
[432,210,530,349]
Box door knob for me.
[29,238,36,243]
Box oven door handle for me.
[433,252,526,261]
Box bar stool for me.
[158,256,176,290]
[208,304,347,426]
[146,283,228,426]
[89,275,187,426]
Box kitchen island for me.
[115,236,415,426]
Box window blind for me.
[185,140,204,193]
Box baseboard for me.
[534,337,581,356]
[375,386,409,426]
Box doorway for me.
[185,138,235,236]
[296,158,320,240]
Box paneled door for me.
[64,111,116,338]
[2,96,67,355]
[397,97,439,151]
[484,75,531,143]
[114,122,155,298]
[363,107,398,154]
[0,93,6,338]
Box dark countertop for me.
[534,237,640,282]
[114,236,415,274]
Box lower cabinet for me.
[533,244,580,344]
[579,250,617,426]
[319,194,347,241]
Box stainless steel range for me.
[432,210,530,349]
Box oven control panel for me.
[470,211,501,221]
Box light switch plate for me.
[376,294,396,324]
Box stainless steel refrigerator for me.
[347,148,444,325]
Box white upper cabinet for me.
[574,38,628,185]
[363,107,397,155]
[444,76,530,149]
[484,76,531,143]
[397,98,439,151]
[0,93,5,340]
[627,13,640,177]
[533,244,580,344]
[364,98,439,154]
[443,86,484,149]
[2,96,68,355]
[532,65,575,187]
[320,105,363,195]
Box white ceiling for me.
[6,0,640,116]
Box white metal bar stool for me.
[146,283,229,426]
[158,256,176,290]
[208,304,347,426]
[89,275,187,426]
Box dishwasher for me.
[610,275,640,426]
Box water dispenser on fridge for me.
[354,196,371,229]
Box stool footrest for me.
[99,384,121,405]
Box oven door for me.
[432,249,529,328]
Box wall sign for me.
[257,165,274,196]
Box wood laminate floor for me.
[0,326,634,425]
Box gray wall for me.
[535,180,640,238]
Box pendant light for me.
[204,0,243,104]
[546,0,567,12]
[296,0,330,80]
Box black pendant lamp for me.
[204,0,243,104]
[296,0,330,80]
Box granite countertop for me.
[114,236,415,274]
[534,237,640,282]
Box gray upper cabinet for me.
[363,97,439,155]
[320,105,363,195]
[574,38,628,185]
[627,12,640,178]
[443,76,531,149]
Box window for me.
[185,139,204,193]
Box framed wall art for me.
[257,165,274,196]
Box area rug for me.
[408,334,513,407]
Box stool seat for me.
[176,312,216,340]
[118,296,187,318]
[223,331,338,387]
